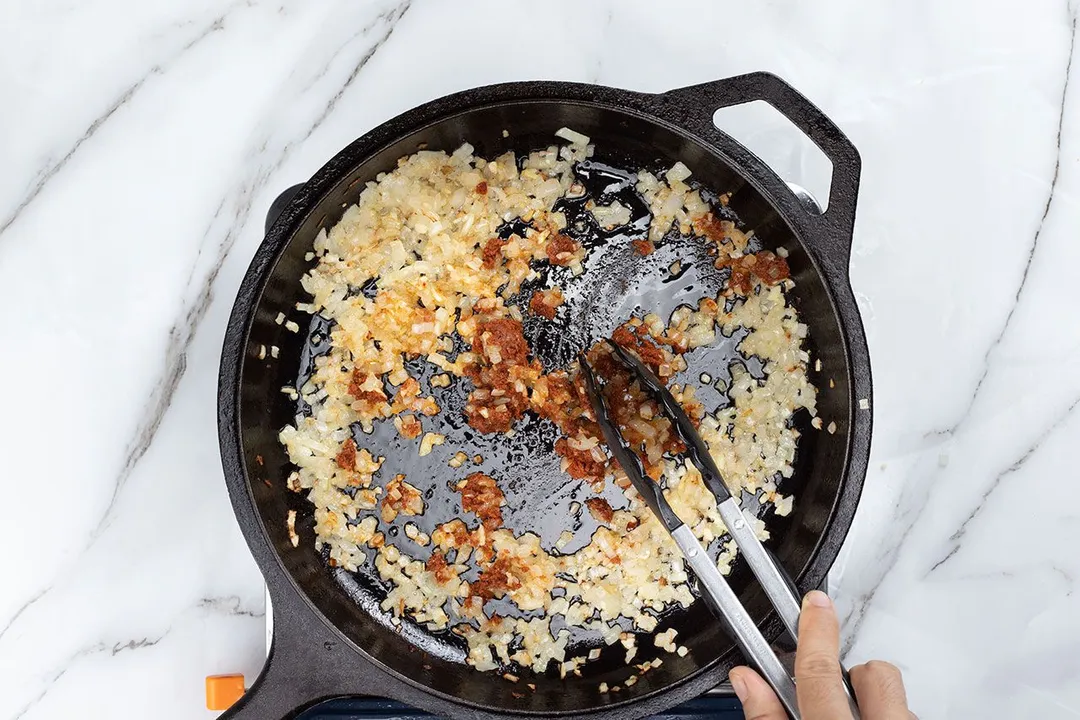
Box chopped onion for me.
[555,127,591,145]
[665,161,692,184]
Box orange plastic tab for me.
[206,674,246,711]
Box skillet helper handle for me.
[659,72,861,265]
[671,525,801,719]
[715,497,862,719]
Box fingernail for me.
[804,590,832,608]
[729,670,749,702]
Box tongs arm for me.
[602,340,861,719]
[578,354,801,719]
[606,341,804,640]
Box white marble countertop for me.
[2,1,1078,718]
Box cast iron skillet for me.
[218,72,871,720]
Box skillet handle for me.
[658,72,861,269]
[217,588,385,720]
[217,644,322,720]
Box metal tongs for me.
[579,341,860,720]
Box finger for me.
[850,660,911,718]
[729,666,787,720]
[794,590,853,719]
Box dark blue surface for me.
[297,696,745,719]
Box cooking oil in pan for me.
[291,154,776,664]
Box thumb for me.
[729,666,787,720]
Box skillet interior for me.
[237,100,853,714]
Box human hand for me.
[729,590,913,719]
